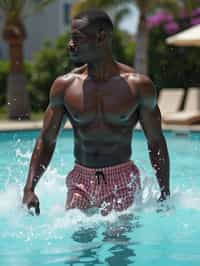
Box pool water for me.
[0,129,200,266]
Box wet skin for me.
[23,18,170,214]
[63,68,140,167]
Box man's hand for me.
[157,191,172,213]
[23,189,40,216]
[158,190,170,202]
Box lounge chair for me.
[158,88,185,116]
[163,87,200,125]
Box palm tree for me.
[0,0,54,120]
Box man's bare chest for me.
[64,77,139,126]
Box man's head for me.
[69,9,114,64]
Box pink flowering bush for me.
[191,7,200,25]
[191,16,200,25]
[147,7,200,36]
[147,10,178,35]
[164,21,179,35]
[192,7,200,17]
[147,10,173,29]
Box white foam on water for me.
[173,188,200,211]
[0,184,21,217]
[15,148,32,160]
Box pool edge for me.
[1,120,200,132]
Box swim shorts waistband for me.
[73,160,136,177]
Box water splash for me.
[0,145,200,259]
[1,165,200,242]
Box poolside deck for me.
[0,120,200,132]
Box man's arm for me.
[23,77,67,214]
[138,76,170,200]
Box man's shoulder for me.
[71,64,87,75]
[51,66,87,95]
[117,62,135,75]
[129,73,156,108]
[118,63,156,107]
[54,68,85,87]
[117,62,152,86]
[50,74,72,97]
[126,72,154,94]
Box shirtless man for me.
[22,9,170,216]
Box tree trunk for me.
[134,14,149,75]
[3,20,30,120]
[7,72,30,120]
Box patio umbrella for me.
[166,24,200,46]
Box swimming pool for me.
[0,129,200,266]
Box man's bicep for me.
[139,104,163,143]
[40,104,66,144]
[40,76,68,140]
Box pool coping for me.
[1,120,200,132]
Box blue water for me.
[0,129,200,266]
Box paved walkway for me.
[0,120,200,132]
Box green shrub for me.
[112,29,135,66]
[27,34,73,112]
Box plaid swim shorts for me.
[66,160,141,215]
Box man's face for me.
[68,18,100,64]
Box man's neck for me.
[87,56,118,81]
